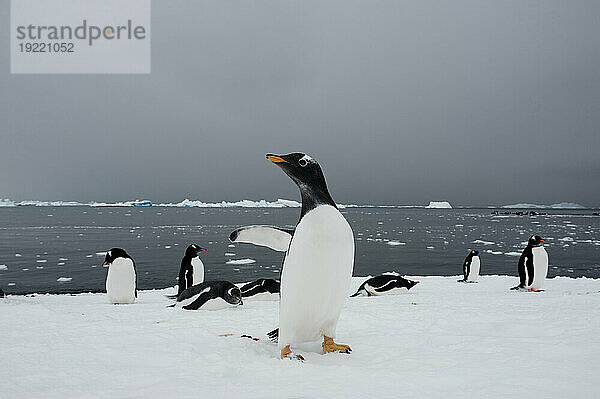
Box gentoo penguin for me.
[239,278,280,301]
[351,273,419,296]
[258,153,354,359]
[102,248,137,304]
[510,235,548,292]
[458,250,480,283]
[169,281,243,310]
[0,288,4,298]
[177,244,207,296]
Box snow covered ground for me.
[2,276,599,398]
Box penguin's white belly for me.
[191,257,205,285]
[106,258,136,304]
[529,247,548,290]
[245,291,279,301]
[176,296,236,311]
[467,257,480,282]
[366,283,408,296]
[279,205,354,348]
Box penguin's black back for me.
[240,278,280,297]
[368,275,414,289]
[518,246,535,287]
[176,281,235,302]
[177,255,195,296]
[462,252,475,280]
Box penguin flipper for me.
[183,292,213,310]
[229,225,294,252]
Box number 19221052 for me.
[19,42,74,53]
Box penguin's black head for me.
[102,248,131,267]
[224,284,243,306]
[266,153,336,209]
[471,250,480,256]
[266,153,325,187]
[528,235,545,247]
[185,244,207,257]
[262,279,281,294]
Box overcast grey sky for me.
[1,0,599,206]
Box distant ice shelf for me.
[502,202,585,209]
[0,198,593,209]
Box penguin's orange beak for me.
[102,261,108,267]
[266,154,287,163]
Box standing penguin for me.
[259,153,355,359]
[102,248,137,304]
[0,288,4,298]
[177,244,207,296]
[458,250,480,283]
[510,235,548,292]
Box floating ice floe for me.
[226,259,256,265]
[387,241,406,246]
[473,240,495,245]
[56,277,72,282]
[505,252,521,256]
[0,265,7,270]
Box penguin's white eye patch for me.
[108,251,112,257]
[298,155,313,167]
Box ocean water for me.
[1,206,599,294]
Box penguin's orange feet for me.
[280,345,304,361]
[528,288,544,292]
[322,336,352,354]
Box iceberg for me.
[425,201,452,209]
[0,199,16,207]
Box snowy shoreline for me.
[3,275,599,398]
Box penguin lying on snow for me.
[233,153,355,360]
[102,248,137,304]
[511,235,548,292]
[169,281,243,310]
[177,244,207,296]
[351,273,419,297]
[458,250,480,283]
[240,278,280,301]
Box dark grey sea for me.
[1,206,599,294]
